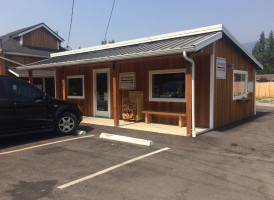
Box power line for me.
[67,0,75,48]
[103,0,116,42]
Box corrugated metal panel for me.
[27,32,220,67]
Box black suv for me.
[0,75,83,136]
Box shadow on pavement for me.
[215,111,270,133]
[0,125,94,151]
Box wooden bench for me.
[142,111,186,128]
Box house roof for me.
[8,67,54,78]
[17,24,263,70]
[0,23,65,58]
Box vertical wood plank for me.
[186,63,192,135]
[112,62,119,126]
[61,67,66,100]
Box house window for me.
[149,69,186,102]
[233,70,248,100]
[67,75,85,99]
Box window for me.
[0,81,8,99]
[149,69,186,102]
[7,79,44,100]
[67,75,85,99]
[233,70,248,100]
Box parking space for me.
[0,105,274,200]
[0,129,171,200]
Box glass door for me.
[93,69,110,117]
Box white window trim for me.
[233,70,248,100]
[67,75,85,99]
[149,68,186,102]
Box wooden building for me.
[0,23,65,96]
[18,24,263,137]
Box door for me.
[6,78,52,133]
[93,69,110,118]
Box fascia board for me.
[17,47,194,70]
[8,69,20,77]
[18,24,64,42]
[194,32,222,51]
[222,25,263,70]
[5,52,49,58]
[51,24,223,58]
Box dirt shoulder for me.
[256,97,274,107]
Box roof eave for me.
[194,32,223,51]
[4,52,49,59]
[221,26,263,70]
[17,47,195,70]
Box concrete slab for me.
[82,117,208,136]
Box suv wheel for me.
[56,112,77,135]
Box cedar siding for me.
[202,36,256,128]
[54,54,211,130]
[23,27,58,50]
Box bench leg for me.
[179,116,186,128]
[145,114,152,124]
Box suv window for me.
[7,78,44,100]
[0,80,9,99]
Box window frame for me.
[149,68,186,102]
[67,75,85,99]
[233,70,248,100]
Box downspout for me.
[183,51,196,137]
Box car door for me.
[6,78,54,133]
[0,78,14,135]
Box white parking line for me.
[58,147,170,189]
[0,135,95,155]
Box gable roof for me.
[0,23,65,58]
[18,24,263,70]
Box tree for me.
[252,31,274,74]
[101,39,115,45]
[258,77,268,82]
[266,30,274,73]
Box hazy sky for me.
[0,0,273,49]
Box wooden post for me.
[186,63,192,136]
[0,54,7,75]
[112,62,119,127]
[61,67,66,100]
[28,70,33,84]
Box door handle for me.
[14,102,24,106]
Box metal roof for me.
[17,24,263,70]
[22,31,222,69]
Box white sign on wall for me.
[248,82,254,93]
[216,57,226,79]
[119,72,136,90]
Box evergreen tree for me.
[101,39,115,45]
[252,31,274,74]
[266,31,274,73]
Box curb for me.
[100,133,154,146]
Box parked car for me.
[0,75,83,137]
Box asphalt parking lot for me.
[0,105,273,200]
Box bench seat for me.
[142,110,186,128]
